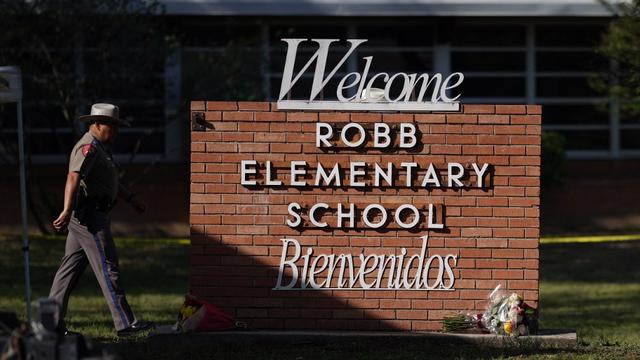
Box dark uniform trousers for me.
[49,211,136,331]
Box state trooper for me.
[50,103,153,337]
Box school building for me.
[1,0,637,236]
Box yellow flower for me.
[504,322,513,334]
[180,305,197,320]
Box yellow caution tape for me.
[6,234,640,246]
[540,234,640,244]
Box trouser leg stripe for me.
[92,234,129,329]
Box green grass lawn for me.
[0,236,188,341]
[1,235,639,359]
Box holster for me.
[74,189,116,225]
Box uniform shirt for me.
[68,131,119,203]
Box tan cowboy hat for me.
[79,103,131,127]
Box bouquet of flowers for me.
[481,286,539,336]
[442,313,478,333]
[176,294,238,332]
[442,285,539,337]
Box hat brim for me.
[79,115,131,127]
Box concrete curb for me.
[148,328,577,349]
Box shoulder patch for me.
[81,143,96,157]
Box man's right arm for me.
[52,172,80,231]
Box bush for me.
[541,131,566,187]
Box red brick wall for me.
[189,101,541,331]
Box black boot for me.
[116,321,154,337]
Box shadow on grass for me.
[538,240,640,349]
[540,240,640,283]
[0,235,188,341]
[0,235,189,299]
[539,281,640,347]
[4,236,640,359]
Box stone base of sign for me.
[149,328,577,349]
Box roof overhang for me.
[160,0,625,17]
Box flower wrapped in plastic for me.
[480,285,538,337]
[442,285,538,337]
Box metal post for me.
[260,23,271,101]
[610,59,620,159]
[17,98,32,323]
[525,24,536,105]
[346,24,358,99]
[1,65,31,323]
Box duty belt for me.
[79,196,117,213]
[91,197,117,212]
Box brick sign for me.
[189,101,540,331]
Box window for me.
[261,20,625,158]
[266,23,435,101]
[449,21,623,157]
[182,22,264,102]
[534,24,611,157]
[451,25,527,103]
[0,14,176,164]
